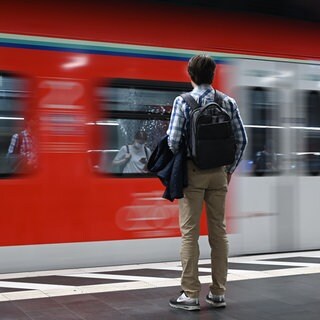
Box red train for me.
[0,0,319,272]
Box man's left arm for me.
[226,98,248,174]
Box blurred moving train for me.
[0,0,320,272]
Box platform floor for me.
[1,250,320,319]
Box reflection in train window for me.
[304,90,320,175]
[0,72,33,177]
[245,87,280,176]
[93,79,191,175]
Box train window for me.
[93,79,191,176]
[302,90,320,176]
[0,72,34,177]
[243,87,280,176]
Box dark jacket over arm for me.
[147,135,187,202]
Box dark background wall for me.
[155,0,320,22]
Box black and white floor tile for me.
[0,250,320,319]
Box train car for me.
[0,0,319,272]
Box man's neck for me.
[193,83,212,90]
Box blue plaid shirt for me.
[167,84,247,173]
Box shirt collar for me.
[192,84,213,93]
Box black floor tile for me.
[4,275,131,286]
[230,262,303,270]
[1,262,319,320]
[13,298,82,320]
[97,268,210,278]
[264,256,320,264]
[13,298,65,314]
[0,287,31,293]
[24,306,81,320]
[0,301,31,320]
[57,294,126,319]
[201,262,301,271]
[228,273,320,306]
[52,294,99,305]
[275,310,320,320]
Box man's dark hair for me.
[187,55,216,85]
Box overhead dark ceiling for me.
[155,0,320,22]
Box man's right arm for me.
[167,96,186,154]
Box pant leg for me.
[204,167,228,296]
[178,161,204,298]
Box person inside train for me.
[167,54,247,311]
[253,143,278,176]
[112,130,151,173]
[7,117,38,173]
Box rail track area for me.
[0,251,319,320]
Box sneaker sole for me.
[169,302,200,311]
[205,298,226,308]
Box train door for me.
[233,59,299,254]
[296,64,320,249]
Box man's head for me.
[187,54,216,85]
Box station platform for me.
[0,250,320,320]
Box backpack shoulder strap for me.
[181,93,199,110]
[214,89,227,107]
[144,146,149,160]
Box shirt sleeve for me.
[113,145,127,162]
[167,96,186,154]
[225,98,248,174]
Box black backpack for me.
[181,89,236,170]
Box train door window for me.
[0,72,33,177]
[246,87,280,176]
[93,79,191,176]
[303,90,320,175]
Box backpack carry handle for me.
[181,89,227,113]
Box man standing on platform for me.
[168,54,247,311]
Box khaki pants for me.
[178,160,228,298]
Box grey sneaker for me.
[205,292,226,308]
[169,291,200,311]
